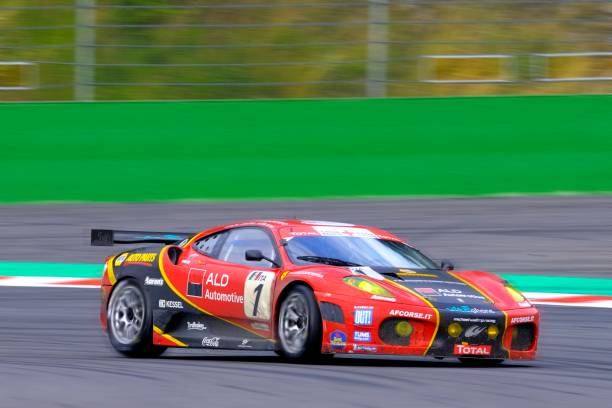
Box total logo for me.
[187,321,207,331]
[511,316,535,324]
[158,299,183,309]
[353,306,374,326]
[201,337,220,348]
[144,276,164,287]
[453,344,491,356]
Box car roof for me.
[212,219,403,242]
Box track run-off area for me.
[1,196,611,407]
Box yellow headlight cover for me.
[343,277,393,297]
[505,285,526,303]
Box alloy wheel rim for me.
[109,286,145,345]
[279,293,309,354]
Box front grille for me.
[320,301,345,324]
[511,323,535,351]
[379,318,411,346]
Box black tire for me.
[458,357,504,366]
[107,279,167,358]
[276,285,323,362]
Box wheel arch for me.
[274,280,318,338]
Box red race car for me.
[92,219,539,364]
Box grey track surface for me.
[1,196,611,407]
[0,288,611,408]
[1,195,612,276]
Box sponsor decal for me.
[114,253,128,266]
[312,226,377,238]
[187,268,205,297]
[244,270,275,320]
[518,301,532,308]
[389,309,434,321]
[158,299,183,309]
[286,231,319,237]
[353,344,377,352]
[178,238,189,247]
[330,330,347,349]
[415,287,440,296]
[453,317,496,324]
[453,344,491,356]
[144,276,164,287]
[301,220,355,226]
[371,295,396,302]
[405,280,466,285]
[280,271,289,280]
[353,331,371,342]
[125,252,157,264]
[201,337,220,348]
[247,271,269,282]
[464,325,486,338]
[289,271,324,279]
[181,253,198,265]
[511,316,535,324]
[187,321,207,331]
[353,306,374,326]
[238,339,253,349]
[446,306,496,314]
[251,322,270,331]
[397,272,439,278]
[205,289,244,304]
[187,268,230,298]
[206,273,229,287]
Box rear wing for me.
[91,229,196,246]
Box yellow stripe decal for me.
[157,246,274,341]
[448,271,509,353]
[385,279,440,355]
[107,257,117,285]
[153,325,187,347]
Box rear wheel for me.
[107,279,166,357]
[277,285,323,362]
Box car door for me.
[186,226,281,326]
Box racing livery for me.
[93,220,539,364]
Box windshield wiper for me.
[296,255,362,267]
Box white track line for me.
[1,277,612,308]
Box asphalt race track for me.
[1,196,611,407]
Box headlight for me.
[343,277,393,297]
[448,322,462,337]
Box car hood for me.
[357,266,497,310]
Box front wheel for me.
[277,285,323,362]
[107,279,166,358]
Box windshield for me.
[284,236,439,269]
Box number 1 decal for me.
[244,271,275,321]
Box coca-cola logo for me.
[201,337,220,348]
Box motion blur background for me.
[1,3,612,408]
[0,0,610,101]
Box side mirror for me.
[245,249,281,268]
[440,259,455,271]
[245,249,264,262]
